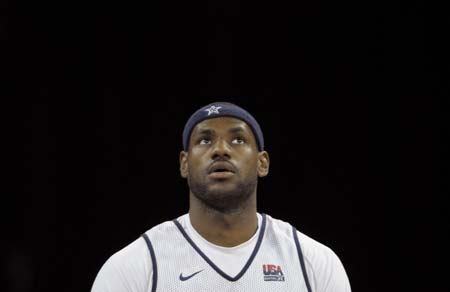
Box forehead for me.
[191,117,254,136]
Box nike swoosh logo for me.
[179,270,203,281]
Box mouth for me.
[208,170,235,179]
[208,162,235,179]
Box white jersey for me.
[182,213,263,277]
[91,213,351,292]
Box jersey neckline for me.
[173,213,267,282]
[185,213,262,253]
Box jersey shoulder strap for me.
[141,233,158,292]
[292,226,312,292]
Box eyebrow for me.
[228,126,245,134]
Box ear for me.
[257,151,270,177]
[179,151,189,178]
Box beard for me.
[187,172,257,214]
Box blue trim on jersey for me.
[173,213,267,282]
[292,227,312,292]
[142,233,158,292]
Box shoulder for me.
[91,218,180,292]
[265,214,351,292]
[143,217,182,239]
[108,219,177,268]
[294,229,341,272]
[265,214,343,265]
[91,236,150,292]
[297,231,351,291]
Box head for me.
[179,102,270,214]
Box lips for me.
[208,161,236,174]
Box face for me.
[180,117,269,213]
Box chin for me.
[189,176,257,212]
[201,188,252,212]
[207,182,238,194]
[204,190,238,203]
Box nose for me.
[211,138,231,160]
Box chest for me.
[150,228,310,292]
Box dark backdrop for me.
[2,1,448,292]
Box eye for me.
[232,137,245,144]
[199,138,211,145]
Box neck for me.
[188,193,258,247]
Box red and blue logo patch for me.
[263,264,285,281]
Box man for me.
[91,102,351,292]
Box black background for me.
[2,1,448,292]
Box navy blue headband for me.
[182,103,264,151]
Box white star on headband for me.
[204,105,222,116]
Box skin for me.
[179,117,270,247]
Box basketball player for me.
[91,102,351,292]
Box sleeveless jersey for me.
[142,213,312,292]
